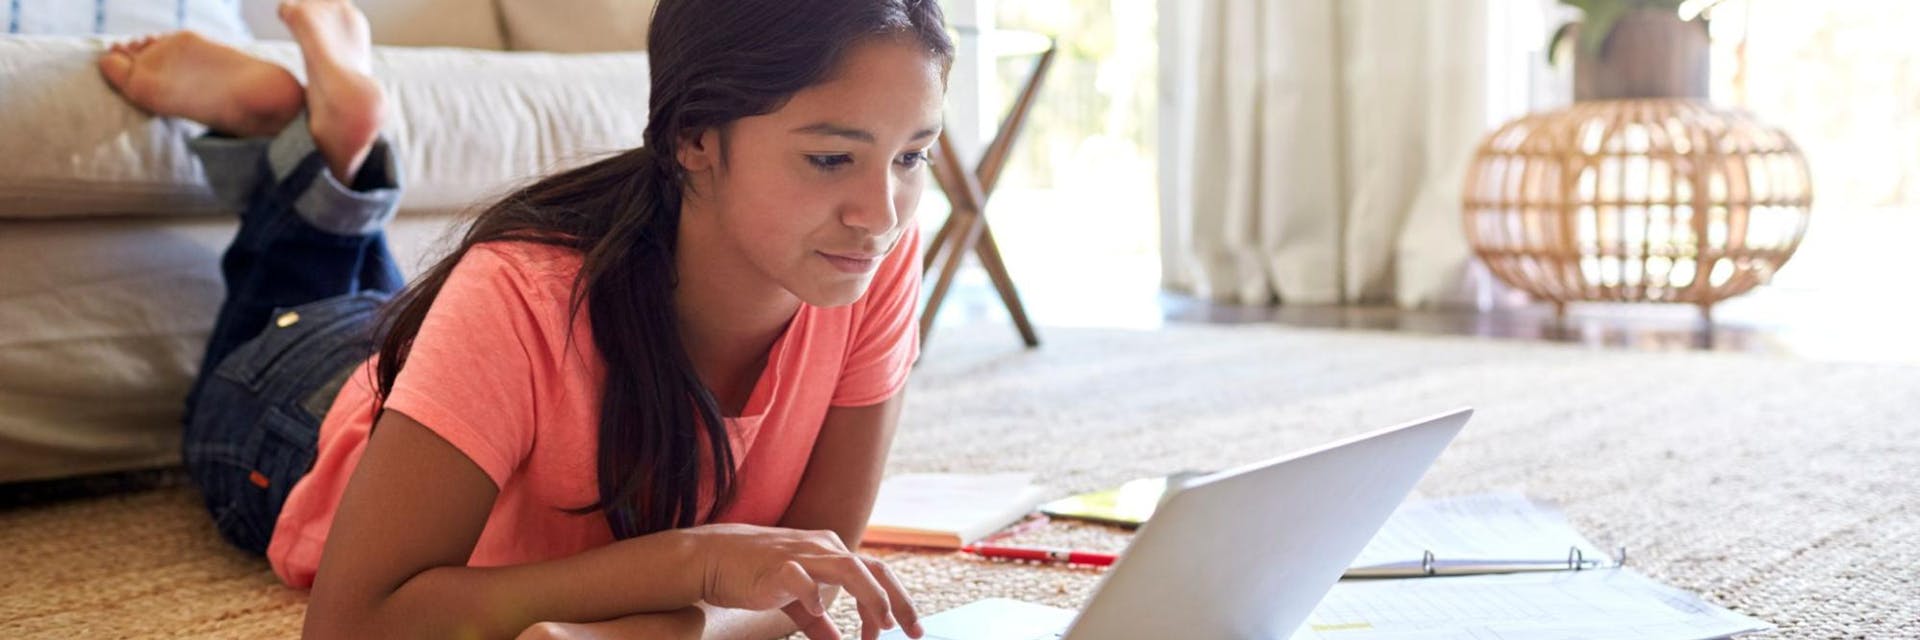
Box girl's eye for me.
[896,150,932,169]
[806,154,853,170]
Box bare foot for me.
[279,0,385,184]
[97,31,304,138]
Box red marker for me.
[961,544,1118,567]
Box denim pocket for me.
[187,388,320,555]
[182,293,383,555]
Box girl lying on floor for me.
[100,0,949,637]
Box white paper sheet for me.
[1354,492,1612,571]
[1292,569,1771,640]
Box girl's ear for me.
[675,128,721,175]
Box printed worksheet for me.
[1292,569,1770,640]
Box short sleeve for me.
[830,224,923,407]
[383,244,552,487]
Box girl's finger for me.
[774,561,828,617]
[806,555,894,640]
[783,601,844,640]
[863,557,923,638]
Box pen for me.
[961,544,1118,567]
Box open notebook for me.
[863,473,1049,549]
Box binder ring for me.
[1568,546,1586,571]
[1421,550,1437,576]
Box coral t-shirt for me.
[266,227,921,589]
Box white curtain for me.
[1158,0,1496,307]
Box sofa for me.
[0,0,656,483]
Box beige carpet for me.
[4,323,1917,638]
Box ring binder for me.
[1345,544,1628,580]
[1337,492,1634,581]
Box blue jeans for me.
[180,115,404,555]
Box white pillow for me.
[498,0,655,52]
[5,0,251,43]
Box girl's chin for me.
[792,275,874,308]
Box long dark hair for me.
[371,0,954,540]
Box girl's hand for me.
[671,523,921,640]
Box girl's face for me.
[678,38,947,308]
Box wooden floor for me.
[1158,295,1790,354]
[926,261,1919,365]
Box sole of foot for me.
[279,0,386,184]
[97,31,304,138]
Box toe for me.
[97,51,135,91]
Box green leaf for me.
[1577,2,1628,57]
[1555,0,1704,62]
[1547,22,1576,66]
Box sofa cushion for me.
[498,0,655,52]
[4,0,251,44]
[0,35,649,220]
[0,212,462,483]
[240,0,505,50]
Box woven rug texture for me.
[2,324,1916,638]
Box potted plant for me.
[1548,0,1727,101]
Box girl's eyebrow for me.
[791,122,943,144]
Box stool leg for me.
[974,226,1039,347]
[919,209,987,348]
[923,211,959,273]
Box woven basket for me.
[1462,99,1812,321]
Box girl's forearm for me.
[520,603,798,640]
[316,529,702,640]
[516,608,705,640]
[694,603,802,640]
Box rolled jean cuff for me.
[186,133,273,212]
[266,113,404,237]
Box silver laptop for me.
[880,408,1473,640]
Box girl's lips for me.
[818,251,882,273]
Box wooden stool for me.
[919,39,1056,350]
